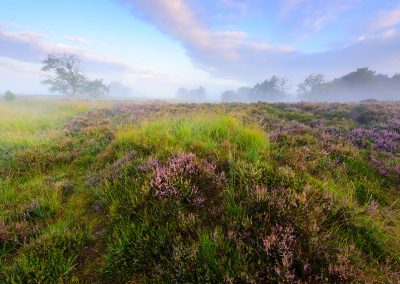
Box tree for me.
[108,81,134,97]
[276,77,290,95]
[82,79,109,98]
[221,90,236,102]
[392,73,400,81]
[297,74,326,97]
[41,54,108,97]
[176,88,189,99]
[250,76,289,102]
[176,86,206,102]
[41,54,85,96]
[340,67,377,85]
[191,87,206,101]
[221,87,252,102]
[3,90,16,101]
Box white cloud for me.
[0,27,185,95]
[65,35,91,45]
[118,0,294,63]
[0,27,173,79]
[0,25,245,97]
[116,0,400,85]
[382,28,397,39]
[280,0,360,31]
[0,56,47,94]
[1,30,45,43]
[372,7,400,31]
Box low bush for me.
[3,90,16,101]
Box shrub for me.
[348,125,399,154]
[3,90,16,101]
[141,153,226,207]
[3,222,88,283]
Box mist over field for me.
[1,1,400,283]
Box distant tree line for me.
[176,87,206,102]
[221,68,400,102]
[221,76,289,103]
[296,68,400,101]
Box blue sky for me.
[1,0,400,97]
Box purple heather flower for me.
[143,153,225,206]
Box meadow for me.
[0,98,399,283]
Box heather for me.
[0,99,399,283]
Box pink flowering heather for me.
[142,153,226,206]
[263,224,298,282]
[269,121,308,141]
[348,117,400,154]
[348,117,400,178]
[369,153,400,179]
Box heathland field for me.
[0,98,399,282]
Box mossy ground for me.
[0,99,399,282]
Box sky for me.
[1,0,400,98]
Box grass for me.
[0,97,108,149]
[0,98,399,282]
[115,114,268,161]
[0,97,111,282]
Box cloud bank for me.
[117,0,400,83]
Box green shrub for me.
[3,90,16,101]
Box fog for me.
[3,66,400,103]
[2,53,398,102]
[216,68,400,103]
